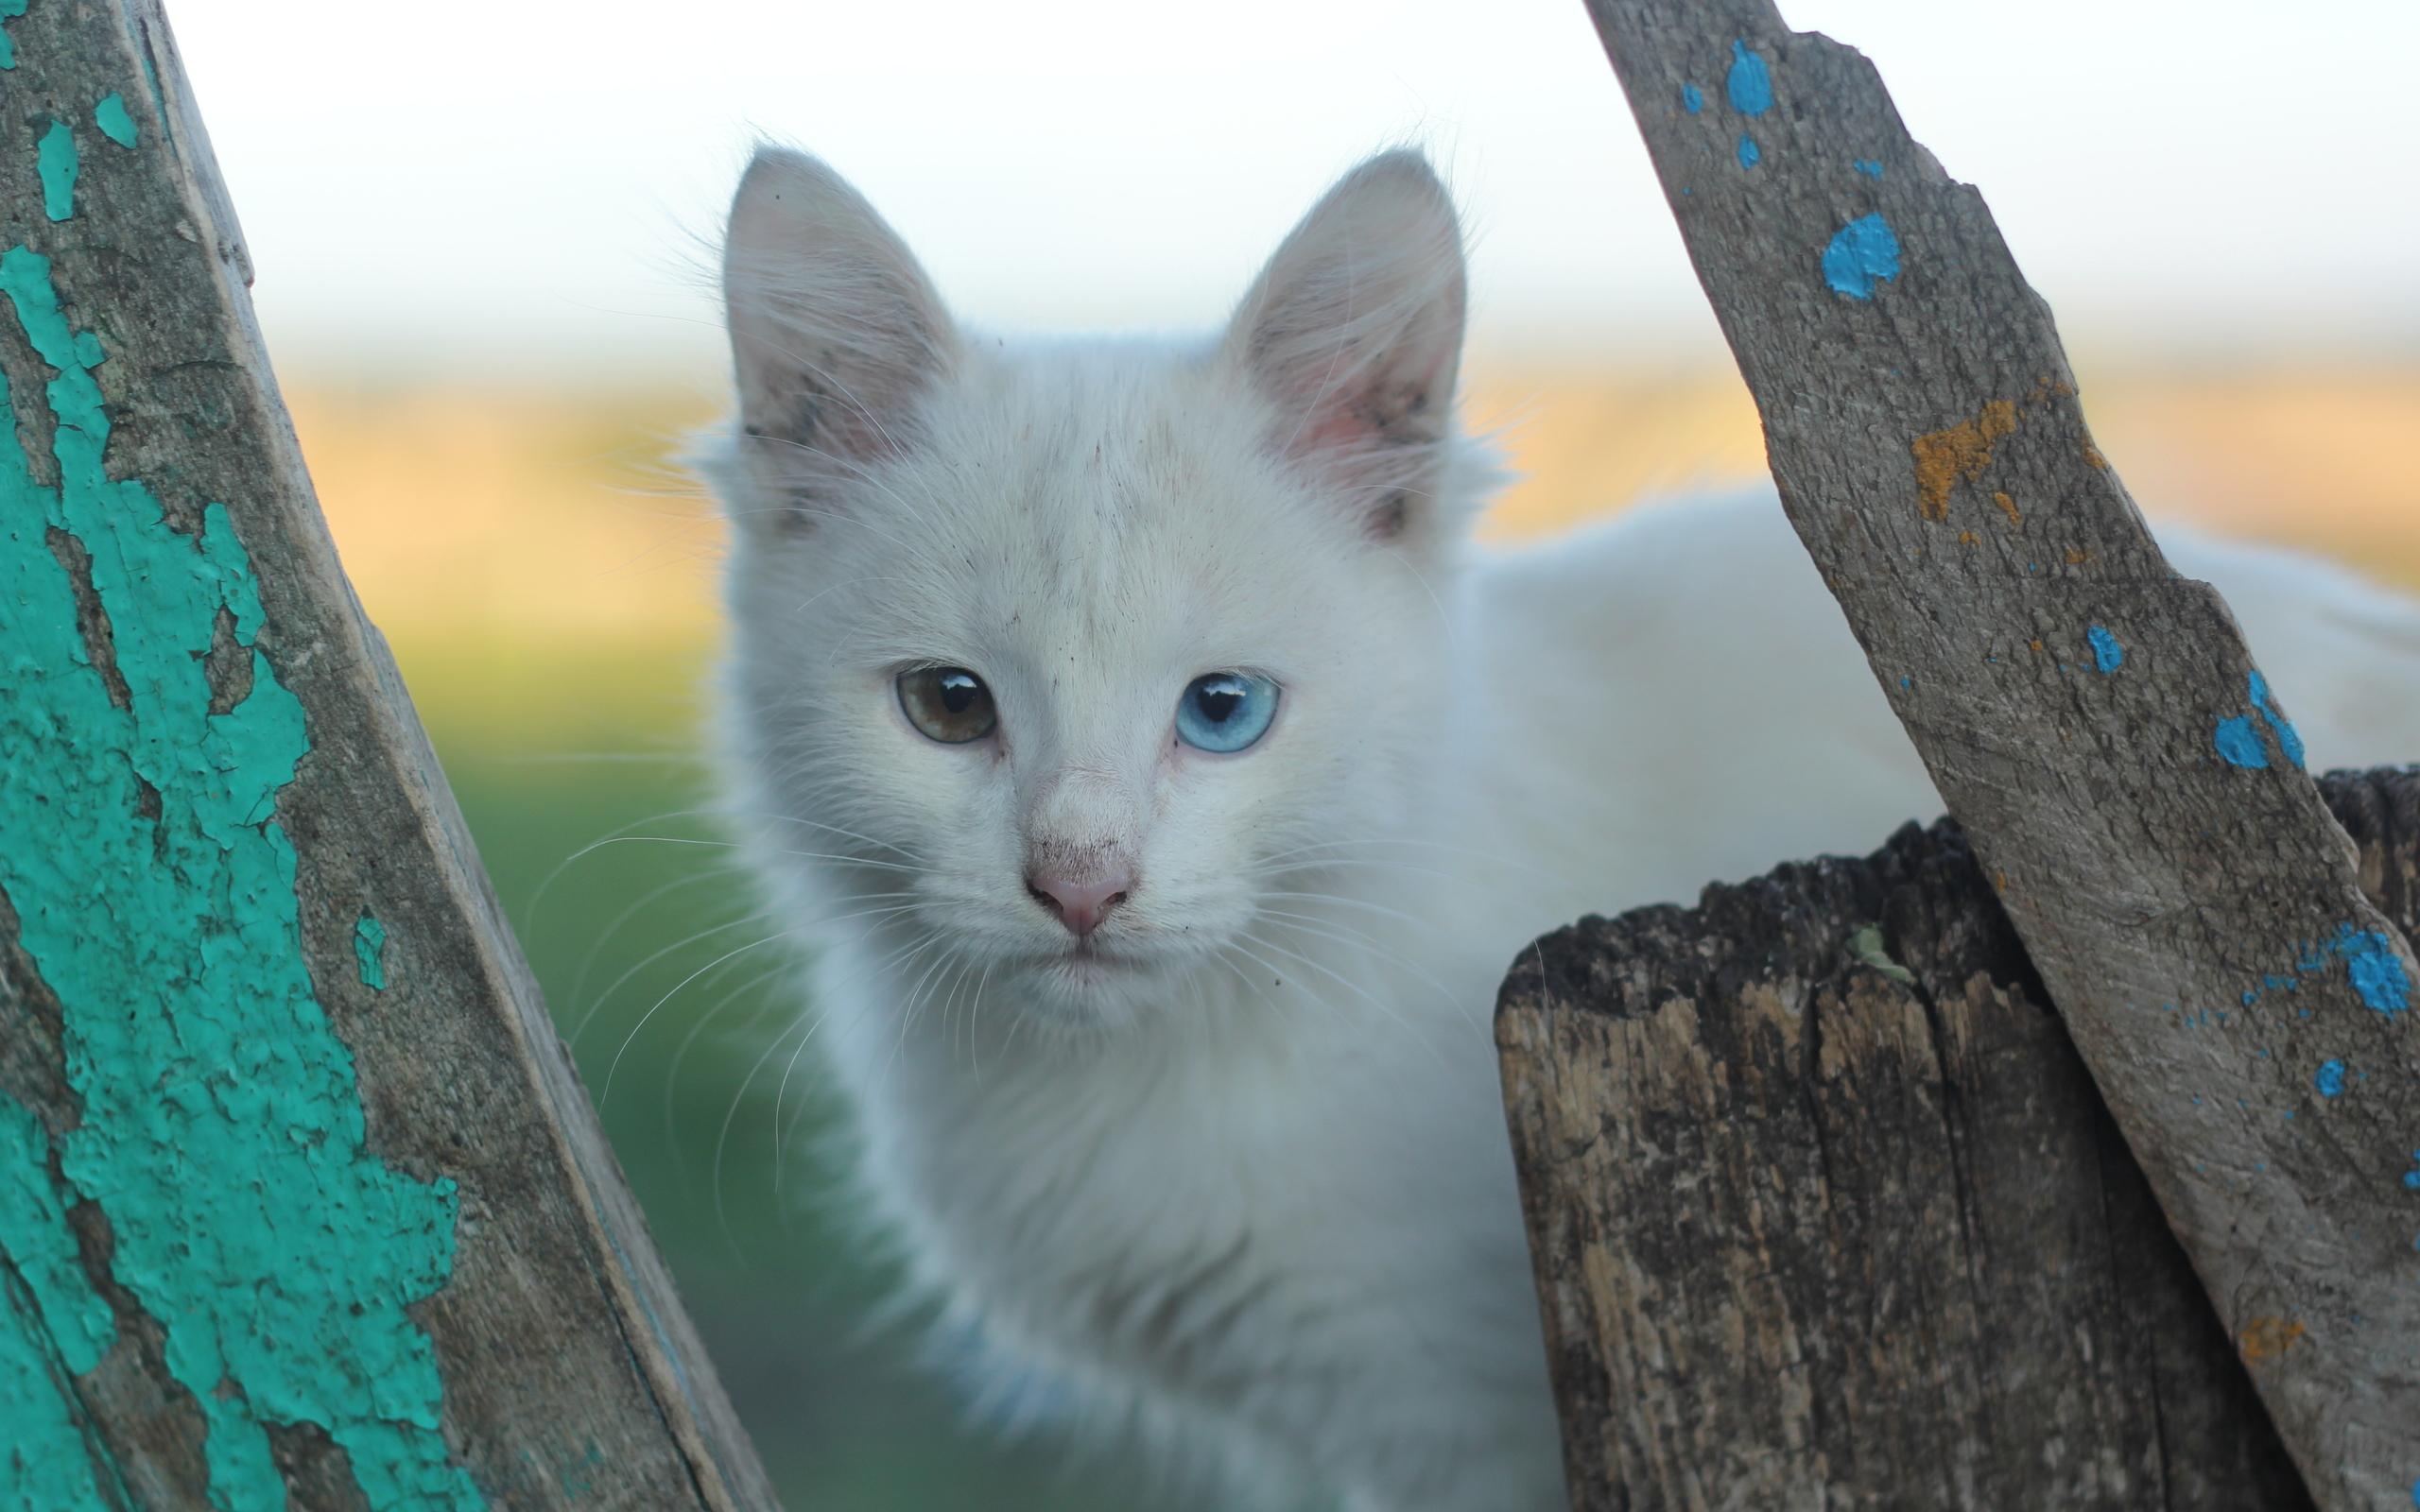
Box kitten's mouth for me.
[1028,935,1150,983]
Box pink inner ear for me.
[1295,404,1380,456]
[1279,343,1451,463]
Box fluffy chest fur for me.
[702,147,2420,1512]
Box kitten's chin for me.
[996,938,1194,1031]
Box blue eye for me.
[1175,672,1278,753]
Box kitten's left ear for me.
[1220,149,1466,536]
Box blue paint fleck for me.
[94,94,139,149]
[1683,83,1703,113]
[2086,625,2122,673]
[1900,676,1910,688]
[354,915,388,990]
[1737,134,1760,168]
[1726,41,1772,114]
[1821,214,1901,300]
[2342,929,2411,1017]
[2214,716,2268,768]
[1854,158,1884,178]
[2405,1171,2420,1191]
[37,121,77,223]
[2248,669,2306,767]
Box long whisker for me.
[565,865,744,1019]
[569,906,781,1047]
[661,956,791,1179]
[603,930,797,1106]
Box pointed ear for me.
[1219,150,1466,537]
[722,147,954,524]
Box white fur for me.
[702,147,2420,1512]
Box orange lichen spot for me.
[1910,400,2019,521]
[2052,382,2074,398]
[1957,530,1979,545]
[2030,639,2044,653]
[1993,491,2021,525]
[2083,442,2109,470]
[2066,548,2091,564]
[2239,1317,2306,1362]
[1994,870,2007,891]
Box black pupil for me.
[938,672,980,714]
[1196,681,1243,724]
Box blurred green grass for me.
[399,638,1151,1511]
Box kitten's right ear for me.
[1219,149,1466,539]
[722,147,954,524]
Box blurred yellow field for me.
[292,365,2420,672]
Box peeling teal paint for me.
[0,1091,121,1511]
[93,94,136,149]
[0,1095,114,1372]
[0,1292,114,1508]
[0,242,483,1508]
[36,120,76,221]
[0,0,26,70]
[356,914,389,989]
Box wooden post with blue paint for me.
[0,3,779,1507]
[1552,1,2420,1506]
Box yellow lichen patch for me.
[1957,530,1979,545]
[2030,640,2044,653]
[2238,1316,2306,1362]
[1910,399,2019,521]
[2066,548,2091,564]
[2083,442,2109,470]
[1993,491,2021,525]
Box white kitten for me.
[700,146,2420,1511]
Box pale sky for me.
[167,0,2419,379]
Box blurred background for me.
[170,0,2417,1504]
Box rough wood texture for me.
[1498,805,2352,1509]
[0,4,776,1507]
[1508,765,2420,1506]
[1579,4,2420,1502]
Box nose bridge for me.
[1024,753,1140,856]
[1013,655,1154,841]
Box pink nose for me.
[1028,868,1132,937]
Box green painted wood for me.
[0,4,779,1507]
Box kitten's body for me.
[706,149,2420,1511]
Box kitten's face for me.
[714,149,1474,1030]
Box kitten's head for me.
[709,146,1491,1032]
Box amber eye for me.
[896,666,997,744]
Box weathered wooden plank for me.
[1498,801,2346,1509]
[1575,4,2420,1502]
[0,3,777,1506]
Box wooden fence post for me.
[1553,4,2420,1504]
[0,4,778,1506]
[1502,792,2372,1506]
